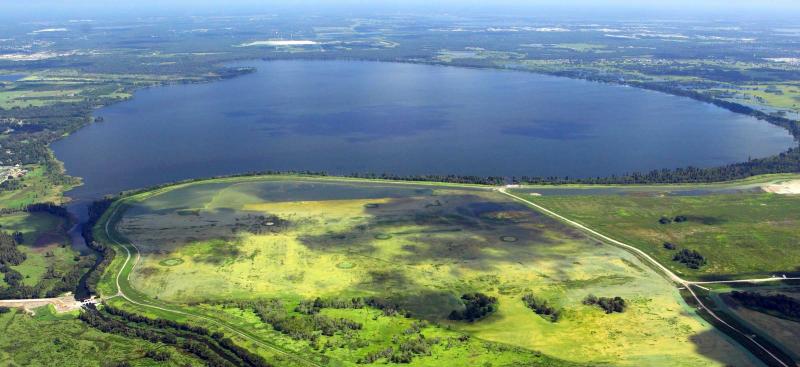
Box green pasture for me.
[0,165,73,210]
[0,211,79,288]
[528,191,800,280]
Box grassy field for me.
[0,211,83,290]
[99,176,762,366]
[707,83,800,113]
[0,89,83,109]
[0,165,74,210]
[526,190,800,280]
[0,308,203,366]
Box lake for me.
[0,73,26,82]
[52,60,795,204]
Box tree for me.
[449,293,498,322]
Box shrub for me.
[449,293,498,322]
[673,249,707,269]
[521,293,561,322]
[583,295,626,314]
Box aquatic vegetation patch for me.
[158,258,184,267]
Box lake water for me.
[52,60,795,204]
[0,73,26,82]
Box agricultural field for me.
[523,185,800,280]
[0,308,203,366]
[103,176,762,366]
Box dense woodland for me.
[78,198,115,298]
[25,202,70,218]
[0,231,31,298]
[731,291,800,322]
[80,303,271,367]
[0,226,91,298]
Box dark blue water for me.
[52,60,795,204]
[0,73,25,82]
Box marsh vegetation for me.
[103,176,756,366]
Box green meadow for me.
[0,165,73,210]
[526,190,800,280]
[0,308,203,366]
[100,176,762,366]
[0,211,84,291]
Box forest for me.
[731,291,800,322]
[80,303,271,367]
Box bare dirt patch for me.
[763,179,800,195]
[0,295,81,314]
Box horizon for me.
[3,0,800,21]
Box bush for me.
[663,242,676,250]
[521,293,561,322]
[449,293,497,322]
[145,349,171,361]
[583,295,626,314]
[673,249,707,269]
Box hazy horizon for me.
[3,0,800,22]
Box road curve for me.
[98,186,794,367]
[104,203,323,367]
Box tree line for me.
[0,203,93,299]
[0,231,32,298]
[80,303,271,367]
[211,298,362,349]
[518,147,800,185]
[25,202,71,219]
[521,293,562,322]
[78,198,115,298]
[731,291,800,322]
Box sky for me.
[2,0,800,21]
